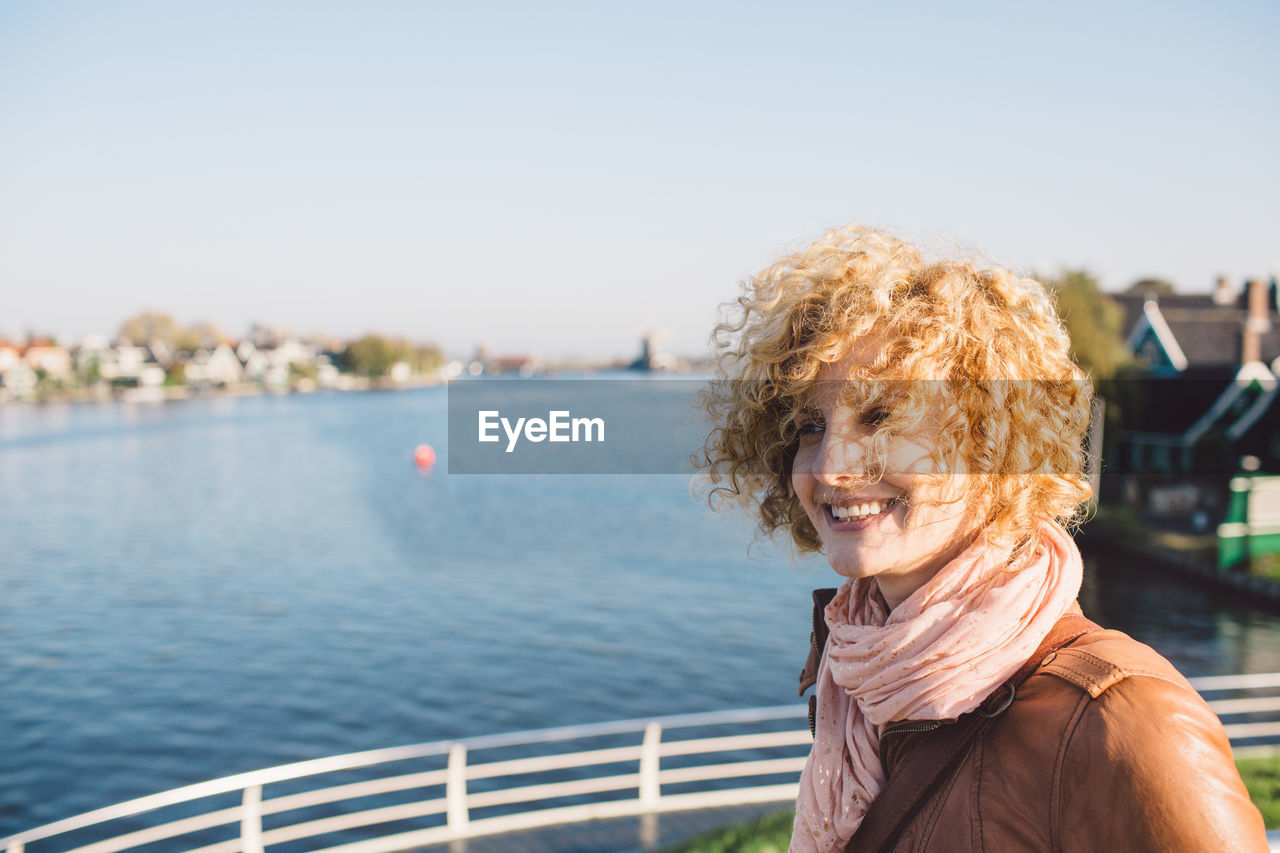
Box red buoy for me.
[413,444,436,470]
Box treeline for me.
[113,312,444,379]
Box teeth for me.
[830,500,890,520]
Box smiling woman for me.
[696,225,1269,852]
[790,345,977,611]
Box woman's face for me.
[790,343,976,610]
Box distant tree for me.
[1046,269,1138,464]
[341,334,412,378]
[1046,269,1132,382]
[164,362,186,386]
[118,312,180,347]
[80,356,102,385]
[180,321,228,351]
[289,361,317,383]
[412,344,444,374]
[173,331,200,352]
[1124,277,1177,296]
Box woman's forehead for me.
[798,375,906,412]
[817,337,884,380]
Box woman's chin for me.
[827,557,883,581]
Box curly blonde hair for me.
[697,225,1093,559]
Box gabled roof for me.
[1114,289,1280,370]
[1126,300,1189,370]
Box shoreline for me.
[1078,519,1280,608]
[0,375,445,408]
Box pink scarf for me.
[790,520,1083,852]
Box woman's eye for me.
[797,419,825,436]
[862,407,889,427]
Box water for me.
[2,385,1280,838]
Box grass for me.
[660,808,795,853]
[1238,753,1280,827]
[1246,552,1280,582]
[662,754,1280,851]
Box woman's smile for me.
[822,496,903,528]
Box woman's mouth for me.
[823,497,901,530]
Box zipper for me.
[878,719,943,766]
[882,720,943,736]
[811,603,825,667]
[807,596,829,737]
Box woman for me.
[698,226,1267,852]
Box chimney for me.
[1243,278,1270,364]
[1213,275,1235,305]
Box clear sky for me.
[2,0,1277,360]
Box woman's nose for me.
[812,431,874,485]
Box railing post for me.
[639,722,662,810]
[8,843,23,853]
[240,785,264,853]
[446,743,470,835]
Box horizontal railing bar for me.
[183,839,241,853]
[61,805,241,853]
[307,783,801,853]
[454,705,807,757]
[652,783,801,812]
[1207,697,1280,715]
[258,797,447,847]
[1191,673,1280,691]
[658,757,808,785]
[187,785,806,853]
[457,704,804,756]
[308,799,650,853]
[468,745,643,781]
[260,769,448,816]
[468,772,641,809]
[661,730,813,757]
[1224,722,1280,739]
[0,744,454,847]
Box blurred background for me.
[2,0,1280,848]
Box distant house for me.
[268,339,316,368]
[1115,277,1280,477]
[488,355,538,376]
[0,341,30,399]
[1115,277,1280,375]
[72,334,111,377]
[185,343,244,387]
[20,343,72,379]
[98,344,151,383]
[0,342,21,374]
[146,339,175,370]
[236,341,270,383]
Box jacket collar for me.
[799,587,839,696]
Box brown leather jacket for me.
[798,590,1269,852]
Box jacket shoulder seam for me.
[1041,646,1183,698]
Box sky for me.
[1,0,1277,361]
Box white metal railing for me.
[1,705,809,853]
[7,675,1280,853]
[1190,672,1280,757]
